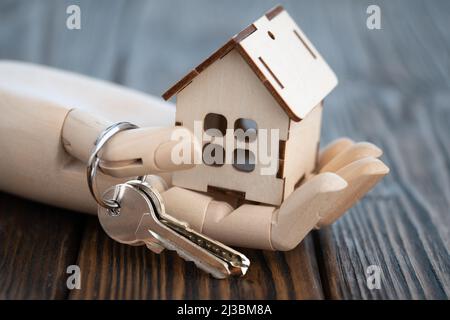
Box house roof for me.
[162,5,338,121]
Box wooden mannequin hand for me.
[162,138,389,251]
[0,61,388,249]
[62,110,388,251]
[62,111,388,251]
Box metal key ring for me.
[87,122,139,211]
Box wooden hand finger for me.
[316,157,389,228]
[318,137,354,170]
[271,172,347,250]
[319,142,383,173]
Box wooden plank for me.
[69,217,323,299]
[0,192,85,299]
[315,83,450,299]
[310,0,450,299]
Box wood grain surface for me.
[0,0,449,299]
[68,218,323,300]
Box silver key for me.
[98,180,250,278]
[128,180,250,279]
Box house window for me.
[204,113,227,136]
[234,118,257,142]
[203,143,225,167]
[233,149,255,172]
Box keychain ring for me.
[87,122,139,211]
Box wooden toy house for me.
[162,6,338,206]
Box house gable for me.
[175,49,290,140]
[173,48,288,206]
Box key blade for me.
[148,229,232,279]
[132,181,250,278]
[136,212,236,279]
[165,221,250,277]
[138,212,237,278]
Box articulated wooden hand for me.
[0,61,388,251]
[157,139,388,251]
[63,118,388,251]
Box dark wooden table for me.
[0,0,449,299]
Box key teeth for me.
[163,242,228,278]
[161,235,249,278]
[173,247,228,279]
[149,234,231,278]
